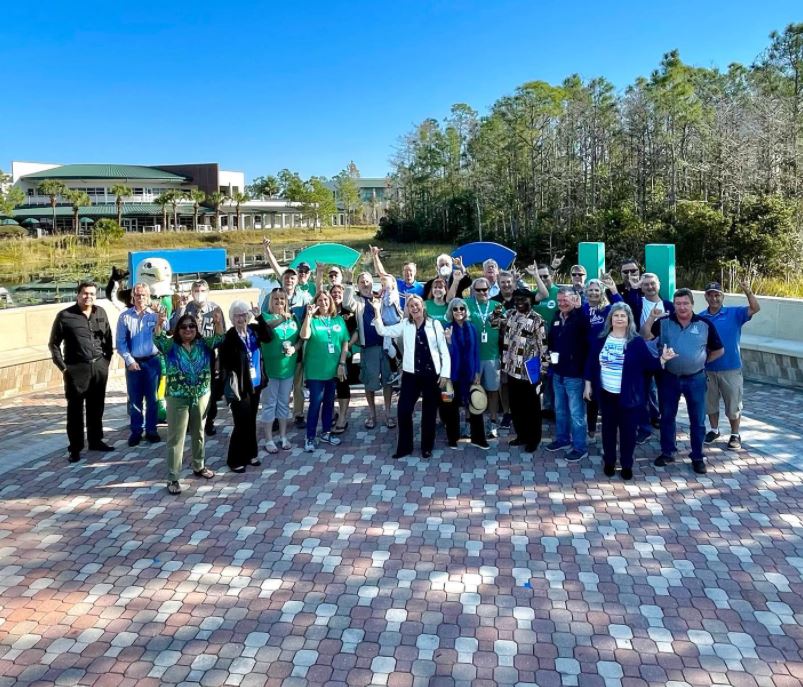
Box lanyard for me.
[475,300,492,330]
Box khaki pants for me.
[166,393,210,482]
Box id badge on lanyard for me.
[327,343,335,354]
[481,330,488,343]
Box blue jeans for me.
[658,370,707,461]
[306,378,337,440]
[125,356,161,437]
[553,374,587,452]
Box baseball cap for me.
[296,261,311,272]
[704,281,724,293]
[282,266,298,277]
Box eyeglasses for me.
[179,324,197,330]
[475,288,488,292]
[453,306,467,312]
[571,272,585,277]
[622,268,639,274]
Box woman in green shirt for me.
[154,309,224,495]
[426,277,449,325]
[299,290,349,453]
[259,289,301,453]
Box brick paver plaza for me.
[2,379,803,687]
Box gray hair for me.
[556,286,576,298]
[131,282,151,294]
[436,253,453,266]
[642,272,660,284]
[472,277,489,292]
[599,302,637,343]
[673,287,694,304]
[482,258,499,271]
[229,299,252,322]
[445,297,468,323]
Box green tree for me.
[248,174,280,199]
[302,177,336,230]
[153,193,170,232]
[230,191,250,229]
[162,189,183,231]
[728,195,801,275]
[63,189,91,235]
[186,189,207,231]
[0,172,24,217]
[334,163,361,226]
[208,191,227,230]
[38,180,67,234]
[92,218,124,247]
[278,169,307,201]
[110,184,132,227]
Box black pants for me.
[396,371,440,455]
[599,389,639,469]
[586,398,599,434]
[64,358,109,452]
[439,381,486,445]
[227,390,260,468]
[205,360,226,429]
[508,376,542,450]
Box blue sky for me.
[1,1,799,182]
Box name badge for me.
[249,364,257,380]
[328,343,335,354]
[481,331,488,343]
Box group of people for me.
[48,245,760,492]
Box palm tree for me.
[208,191,227,231]
[231,190,249,229]
[186,189,207,231]
[163,189,183,231]
[38,180,66,234]
[110,184,132,227]
[63,189,91,235]
[153,193,169,232]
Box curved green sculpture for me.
[290,243,362,270]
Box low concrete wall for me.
[0,288,261,400]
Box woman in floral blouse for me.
[499,288,547,453]
[153,309,224,494]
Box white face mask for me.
[438,265,451,278]
[193,291,208,305]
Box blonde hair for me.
[403,295,428,322]
[314,290,337,316]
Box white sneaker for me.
[304,438,316,453]
[279,437,291,450]
[319,432,342,446]
[487,421,498,439]
[265,440,279,454]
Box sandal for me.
[386,417,397,429]
[364,417,376,430]
[332,422,349,435]
[167,481,182,495]
[265,440,279,454]
[249,458,262,467]
[192,467,215,479]
[279,437,291,450]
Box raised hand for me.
[369,245,381,257]
[661,345,678,362]
[370,297,382,312]
[306,303,319,317]
[551,254,565,270]
[250,301,260,317]
[262,237,271,249]
[525,262,538,276]
[212,308,224,326]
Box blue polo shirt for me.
[698,306,751,372]
[397,279,424,307]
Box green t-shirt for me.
[534,284,560,331]
[303,315,349,381]
[426,300,448,326]
[466,297,502,361]
[260,313,300,380]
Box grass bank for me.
[0,227,451,287]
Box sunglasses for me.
[179,324,197,330]
[571,272,585,277]
[622,268,639,274]
[453,306,467,312]
[475,288,488,292]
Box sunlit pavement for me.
[1,380,803,687]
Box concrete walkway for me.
[1,380,803,687]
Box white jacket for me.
[373,316,451,378]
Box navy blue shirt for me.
[361,296,383,347]
[548,307,590,378]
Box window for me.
[133,187,144,195]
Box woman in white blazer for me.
[372,295,450,459]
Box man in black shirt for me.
[49,282,114,462]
